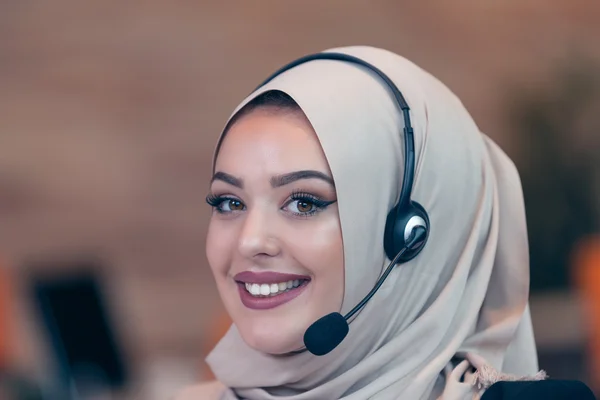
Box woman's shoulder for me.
[172,380,227,400]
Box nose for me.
[237,207,281,259]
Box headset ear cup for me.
[383,202,430,262]
[400,201,429,262]
[383,206,403,261]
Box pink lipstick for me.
[234,271,311,310]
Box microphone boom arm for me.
[343,226,427,321]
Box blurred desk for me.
[530,291,590,385]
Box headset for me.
[256,52,430,263]
[254,52,431,356]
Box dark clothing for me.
[481,380,595,399]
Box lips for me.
[233,271,311,310]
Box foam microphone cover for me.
[303,312,349,356]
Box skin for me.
[172,381,227,399]
[205,107,345,355]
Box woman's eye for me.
[221,199,244,212]
[205,193,246,214]
[288,199,315,214]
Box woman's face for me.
[206,107,345,355]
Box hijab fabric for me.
[206,46,540,399]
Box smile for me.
[244,279,307,297]
[234,271,311,310]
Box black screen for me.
[31,268,127,389]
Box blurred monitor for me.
[29,261,128,394]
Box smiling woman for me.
[174,46,594,400]
[205,90,344,355]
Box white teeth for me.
[244,279,306,297]
[260,284,270,296]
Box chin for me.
[237,316,306,355]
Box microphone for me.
[303,226,428,356]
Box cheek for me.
[293,216,345,306]
[206,219,234,278]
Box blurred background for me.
[1,1,599,399]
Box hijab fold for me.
[206,46,540,399]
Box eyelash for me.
[205,190,336,217]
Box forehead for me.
[215,109,332,174]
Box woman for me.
[176,46,593,399]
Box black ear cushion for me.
[384,205,403,260]
[383,202,429,262]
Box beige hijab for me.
[205,46,541,399]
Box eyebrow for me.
[210,170,335,189]
[211,171,244,188]
[270,170,335,188]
